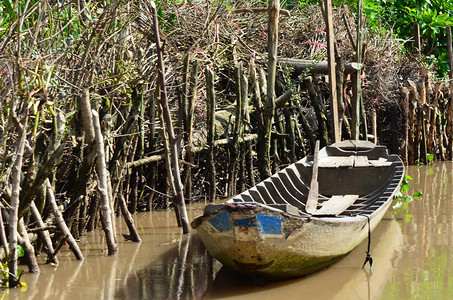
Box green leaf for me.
[405,175,413,181]
[17,245,25,258]
[3,0,13,16]
[414,190,423,197]
[404,214,413,223]
[404,195,414,203]
[427,153,434,162]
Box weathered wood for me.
[284,104,297,163]
[46,179,84,261]
[353,0,362,141]
[233,7,290,17]
[151,1,190,233]
[354,155,369,167]
[303,76,329,147]
[306,140,320,214]
[298,110,316,151]
[413,23,421,55]
[399,87,409,163]
[260,0,280,181]
[182,61,198,201]
[278,58,361,75]
[92,110,118,255]
[351,72,360,141]
[8,110,28,288]
[30,201,59,265]
[324,0,340,143]
[206,66,217,202]
[335,53,345,139]
[119,194,142,243]
[0,205,8,257]
[17,218,40,274]
[275,89,292,108]
[313,195,359,216]
[227,63,243,196]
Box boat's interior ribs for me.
[231,145,405,218]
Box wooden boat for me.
[191,140,405,279]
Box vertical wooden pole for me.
[414,23,421,55]
[324,0,340,143]
[227,63,243,196]
[262,0,280,179]
[399,87,409,164]
[353,0,362,142]
[151,1,190,233]
[92,110,118,255]
[182,61,198,202]
[8,112,28,288]
[206,66,216,202]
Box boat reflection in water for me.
[116,215,402,300]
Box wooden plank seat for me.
[312,194,359,216]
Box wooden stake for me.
[262,0,280,179]
[324,0,340,143]
[206,66,217,202]
[151,1,190,233]
[92,110,118,255]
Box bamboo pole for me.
[150,1,190,233]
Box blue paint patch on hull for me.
[257,213,283,234]
[233,217,256,227]
[208,210,232,232]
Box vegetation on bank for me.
[0,0,452,288]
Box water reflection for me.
[3,163,452,300]
[381,162,453,299]
[115,234,214,300]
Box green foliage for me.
[352,0,453,77]
[393,175,423,222]
[0,245,26,288]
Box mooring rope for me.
[362,215,373,271]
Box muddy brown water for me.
[2,162,452,299]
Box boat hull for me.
[195,198,392,279]
[192,140,404,279]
